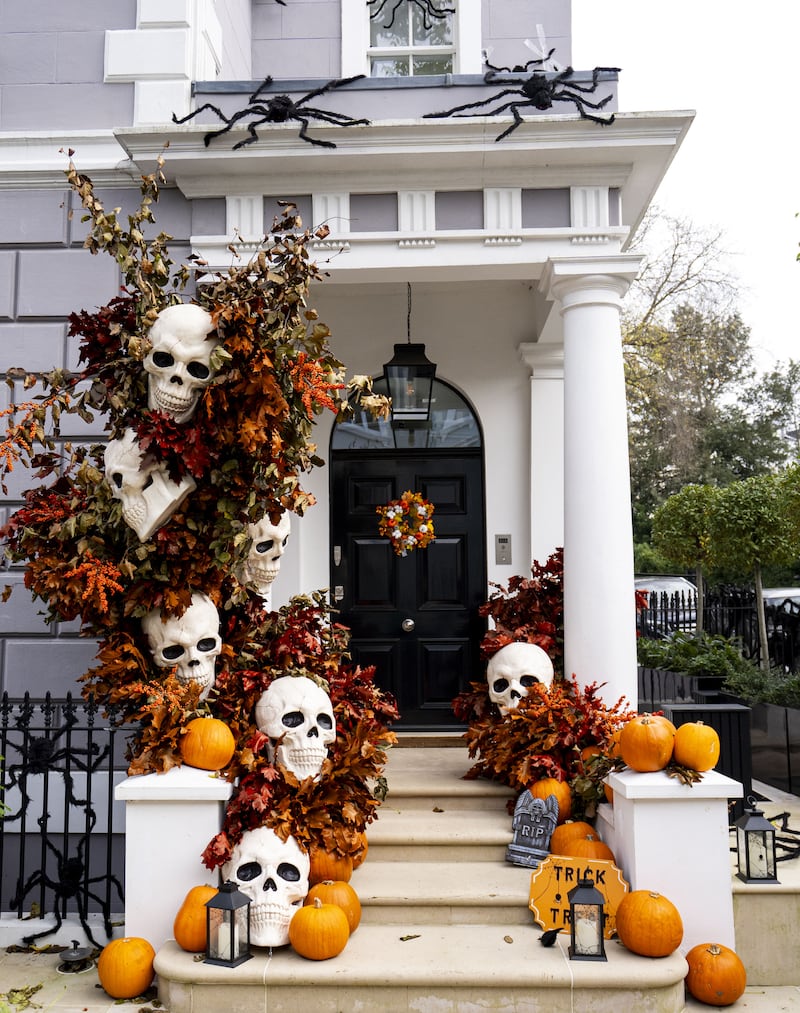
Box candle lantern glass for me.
[735,801,779,883]
[205,880,253,967]
[567,876,607,961]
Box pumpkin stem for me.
[707,944,721,955]
[313,897,324,909]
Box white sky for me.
[571,0,800,372]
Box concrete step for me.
[381,742,514,812]
[364,806,512,861]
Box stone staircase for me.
[154,740,690,1012]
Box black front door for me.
[330,453,486,728]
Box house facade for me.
[0,0,693,723]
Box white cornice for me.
[0,131,134,189]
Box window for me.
[369,1,455,77]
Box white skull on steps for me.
[255,676,336,781]
[143,303,218,423]
[237,511,291,595]
[486,642,554,714]
[103,428,196,541]
[141,592,222,699]
[222,826,309,948]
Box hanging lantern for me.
[735,799,779,883]
[383,342,436,428]
[205,880,253,967]
[567,875,607,961]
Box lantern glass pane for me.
[736,825,748,876]
[208,907,229,960]
[747,830,775,878]
[234,906,249,959]
[572,903,602,956]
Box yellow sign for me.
[529,856,629,939]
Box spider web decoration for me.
[368,0,455,31]
[424,48,619,142]
[172,75,370,149]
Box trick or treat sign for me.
[529,856,629,939]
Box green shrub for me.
[637,630,757,680]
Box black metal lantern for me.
[567,875,607,961]
[383,342,436,427]
[205,880,253,967]
[735,798,779,883]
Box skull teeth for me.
[153,388,196,415]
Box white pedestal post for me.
[599,768,743,952]
[116,766,233,951]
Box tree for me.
[652,484,718,630]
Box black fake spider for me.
[172,76,370,150]
[11,832,124,947]
[368,0,454,31]
[425,49,619,141]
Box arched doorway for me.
[330,378,486,728]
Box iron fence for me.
[0,693,132,947]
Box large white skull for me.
[141,592,222,700]
[237,511,291,596]
[222,827,309,948]
[486,642,554,714]
[143,304,218,423]
[103,429,196,541]
[254,676,336,781]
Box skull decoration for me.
[486,642,554,714]
[141,592,222,700]
[143,303,218,423]
[103,429,196,541]
[236,511,292,598]
[254,676,336,781]
[222,826,310,948]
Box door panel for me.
[331,453,485,728]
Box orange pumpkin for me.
[180,717,236,771]
[173,884,218,952]
[685,942,747,1006]
[351,832,369,870]
[619,713,676,772]
[289,897,350,960]
[530,777,572,824]
[562,833,615,864]
[305,879,362,933]
[578,745,602,773]
[549,821,595,855]
[615,890,683,958]
[309,846,353,885]
[672,721,720,772]
[97,936,156,999]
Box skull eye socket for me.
[236,861,262,882]
[282,711,305,729]
[197,637,218,653]
[152,351,175,369]
[111,472,123,489]
[187,361,211,380]
[256,539,275,555]
[162,645,185,661]
[520,675,539,687]
[277,862,301,882]
[317,714,333,731]
[492,678,509,693]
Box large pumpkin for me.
[549,821,595,855]
[180,717,236,771]
[305,879,362,933]
[615,890,683,958]
[97,936,156,999]
[530,777,572,824]
[685,942,747,1006]
[309,846,353,885]
[672,721,721,772]
[289,897,350,960]
[563,833,615,864]
[173,884,218,952]
[619,713,676,772]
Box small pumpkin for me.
[672,721,721,772]
[615,890,683,958]
[619,713,676,772]
[685,942,747,1006]
[309,846,353,885]
[289,896,350,960]
[530,777,572,824]
[173,884,218,952]
[562,833,615,864]
[352,831,369,870]
[578,744,602,773]
[305,879,362,933]
[180,717,236,771]
[549,820,595,855]
[97,936,156,999]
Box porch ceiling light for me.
[383,284,437,430]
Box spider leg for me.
[297,106,370,127]
[424,88,520,119]
[559,67,620,96]
[231,113,274,150]
[294,76,366,108]
[247,76,275,104]
[554,91,615,124]
[296,115,337,149]
[171,102,230,127]
[493,103,528,142]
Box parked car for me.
[635,575,698,637]
[762,588,800,608]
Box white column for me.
[539,256,642,707]
[518,343,564,565]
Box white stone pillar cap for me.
[115,764,234,801]
[607,768,744,801]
